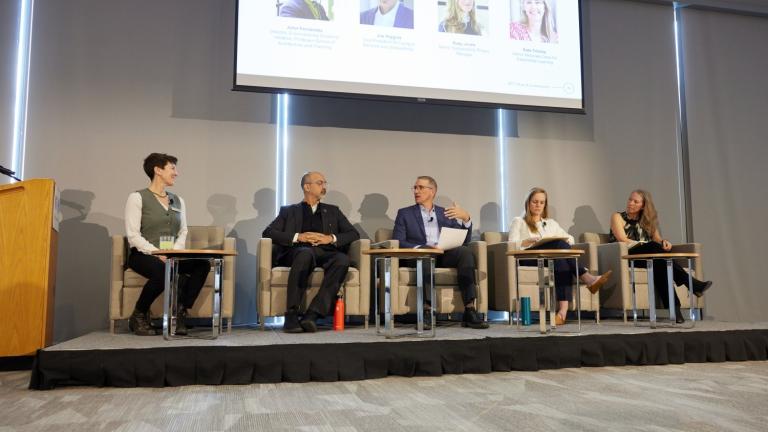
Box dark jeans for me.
[628,241,702,309]
[128,248,211,312]
[402,245,477,305]
[520,239,587,302]
[279,246,350,317]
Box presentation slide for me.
[235,0,583,111]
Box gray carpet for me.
[3,361,767,431]
[46,320,768,351]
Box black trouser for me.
[128,248,211,313]
[520,240,588,302]
[403,245,477,305]
[628,241,702,309]
[279,246,350,317]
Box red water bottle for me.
[333,296,345,331]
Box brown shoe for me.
[587,270,613,294]
[555,314,566,326]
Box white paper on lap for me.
[436,227,468,251]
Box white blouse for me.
[124,192,188,254]
[508,216,574,247]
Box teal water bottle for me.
[521,297,531,326]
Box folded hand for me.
[298,232,332,246]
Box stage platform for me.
[30,320,768,390]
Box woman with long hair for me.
[610,189,712,323]
[509,187,611,325]
[510,0,558,43]
[439,0,482,35]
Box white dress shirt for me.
[420,205,439,247]
[124,192,188,254]
[508,216,574,247]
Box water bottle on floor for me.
[333,296,345,331]
[521,297,531,326]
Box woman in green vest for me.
[124,153,210,335]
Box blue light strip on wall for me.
[497,108,508,230]
[673,2,693,242]
[274,94,282,213]
[275,93,290,213]
[11,0,34,181]
[282,93,290,207]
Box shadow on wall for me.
[355,193,394,239]
[54,190,115,342]
[478,202,501,235]
[324,190,352,219]
[568,205,605,240]
[326,189,399,238]
[207,193,237,234]
[229,188,276,326]
[548,204,560,221]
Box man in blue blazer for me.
[392,176,488,329]
[263,172,359,333]
[279,0,330,20]
[360,0,414,29]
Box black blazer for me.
[263,202,360,262]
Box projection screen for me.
[234,0,584,112]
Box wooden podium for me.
[0,179,59,356]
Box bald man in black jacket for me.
[263,171,359,333]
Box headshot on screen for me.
[278,0,333,21]
[437,0,488,36]
[509,0,559,43]
[360,0,415,29]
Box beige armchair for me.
[373,228,488,317]
[483,232,600,324]
[581,233,704,322]
[109,226,236,334]
[257,238,371,329]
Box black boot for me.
[462,307,489,329]
[175,307,189,336]
[129,309,155,336]
[693,280,712,298]
[283,309,303,333]
[300,310,319,333]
